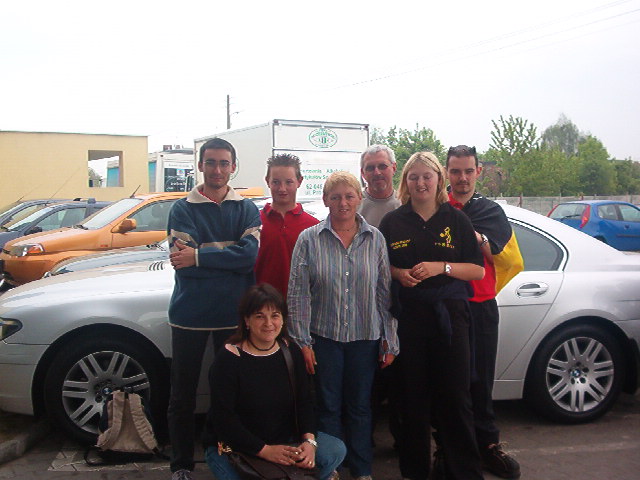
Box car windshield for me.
[2,205,58,232]
[79,198,143,229]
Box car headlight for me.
[9,244,45,257]
[0,318,22,341]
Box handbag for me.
[219,339,317,480]
[219,443,316,480]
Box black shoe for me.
[482,443,521,479]
[428,445,446,480]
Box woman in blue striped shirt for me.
[288,171,399,480]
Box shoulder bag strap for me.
[278,339,299,437]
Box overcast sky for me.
[2,0,639,160]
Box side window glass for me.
[60,208,86,227]
[618,205,640,222]
[34,210,67,231]
[128,201,174,232]
[511,222,563,271]
[598,205,618,220]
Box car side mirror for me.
[27,226,43,235]
[112,218,137,234]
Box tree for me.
[370,125,445,186]
[613,159,640,194]
[489,115,540,159]
[88,167,103,187]
[576,136,616,195]
[541,114,584,157]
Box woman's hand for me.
[410,262,443,282]
[301,346,317,375]
[296,440,316,469]
[379,340,396,368]
[391,265,420,288]
[257,444,301,466]
[379,353,396,368]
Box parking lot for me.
[1,391,639,479]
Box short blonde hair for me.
[397,152,448,206]
[322,171,363,199]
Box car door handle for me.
[516,282,549,297]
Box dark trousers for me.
[469,299,500,448]
[168,327,230,472]
[397,300,483,480]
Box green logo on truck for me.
[309,128,338,148]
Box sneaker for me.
[328,471,340,480]
[482,443,521,479]
[428,445,446,480]
[171,469,193,480]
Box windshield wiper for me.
[73,224,88,230]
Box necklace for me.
[247,337,277,352]
[333,224,357,232]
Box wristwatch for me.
[443,262,452,275]
[303,438,318,448]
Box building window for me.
[88,150,122,187]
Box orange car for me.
[0,192,186,286]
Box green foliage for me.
[613,159,640,194]
[370,124,445,187]
[541,114,584,157]
[576,136,616,195]
[489,115,540,159]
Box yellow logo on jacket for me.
[435,226,455,249]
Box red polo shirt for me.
[449,195,497,302]
[255,203,319,297]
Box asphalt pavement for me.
[1,392,640,479]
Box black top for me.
[379,202,484,289]
[202,341,315,455]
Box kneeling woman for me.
[203,283,346,480]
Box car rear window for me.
[550,203,586,220]
[80,198,142,229]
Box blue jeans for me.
[312,335,379,477]
[205,432,346,480]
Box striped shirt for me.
[287,214,399,355]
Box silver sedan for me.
[0,204,639,443]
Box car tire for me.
[525,324,624,423]
[44,336,167,444]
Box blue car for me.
[548,200,640,251]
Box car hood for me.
[3,227,93,253]
[49,243,168,275]
[0,260,174,312]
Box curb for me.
[0,419,51,466]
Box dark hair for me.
[199,138,237,165]
[226,283,291,345]
[265,153,303,181]
[446,145,478,167]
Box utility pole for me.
[226,94,231,130]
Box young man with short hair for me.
[166,137,261,480]
[444,145,522,480]
[255,153,319,297]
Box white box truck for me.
[194,119,369,197]
[148,147,196,192]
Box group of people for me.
[165,138,523,480]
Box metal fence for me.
[488,195,640,215]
